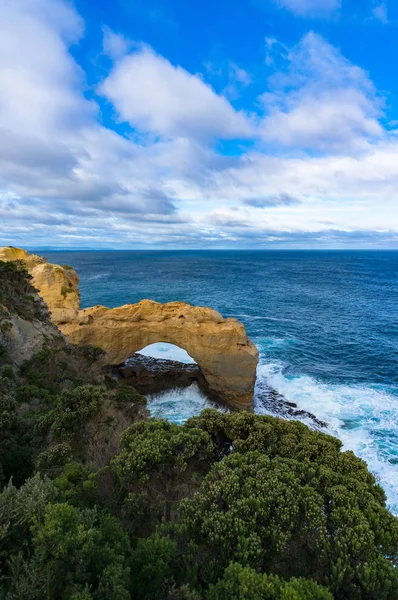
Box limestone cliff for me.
[61,300,259,408]
[0,247,80,324]
[0,247,259,408]
[0,260,61,366]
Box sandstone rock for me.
[0,246,80,324]
[119,353,205,395]
[0,246,45,269]
[2,312,60,366]
[1,248,259,408]
[61,299,259,408]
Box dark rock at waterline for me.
[257,386,328,429]
[117,353,208,396]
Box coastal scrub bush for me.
[0,260,397,599]
[113,419,214,531]
[109,409,398,598]
[6,502,131,600]
[0,392,34,487]
[174,411,398,599]
[207,563,333,600]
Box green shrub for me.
[208,563,333,600]
[7,502,131,600]
[1,365,14,379]
[36,385,106,441]
[113,385,147,407]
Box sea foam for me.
[256,362,398,514]
[141,344,398,514]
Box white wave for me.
[137,342,196,364]
[86,272,110,280]
[256,363,398,514]
[147,383,215,425]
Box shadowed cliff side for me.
[0,247,80,324]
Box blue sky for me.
[1,0,398,248]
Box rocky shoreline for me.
[116,353,207,395]
[116,352,328,428]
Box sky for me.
[1,0,398,249]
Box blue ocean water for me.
[45,250,398,512]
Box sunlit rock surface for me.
[0,247,259,408]
[0,246,80,324]
[61,300,259,408]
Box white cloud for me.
[0,0,91,138]
[0,1,397,249]
[260,32,384,151]
[102,26,131,59]
[98,46,254,140]
[373,3,388,23]
[274,0,341,18]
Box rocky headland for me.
[0,247,259,408]
[0,246,80,324]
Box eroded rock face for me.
[61,300,259,408]
[0,247,259,408]
[0,247,80,324]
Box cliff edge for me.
[0,247,80,324]
[0,247,258,408]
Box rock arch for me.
[61,300,259,408]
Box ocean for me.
[45,250,398,513]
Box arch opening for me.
[136,342,197,365]
[61,299,259,408]
[125,343,217,424]
[118,341,210,404]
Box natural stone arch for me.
[136,342,197,364]
[61,300,259,408]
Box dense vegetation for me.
[1,261,397,599]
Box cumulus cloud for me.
[98,46,254,140]
[0,0,91,138]
[0,1,397,249]
[274,0,341,18]
[102,26,132,59]
[260,32,383,151]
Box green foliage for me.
[208,563,333,600]
[0,320,13,334]
[1,364,14,379]
[0,392,34,486]
[61,285,75,297]
[8,502,131,600]
[131,534,177,598]
[20,343,105,392]
[54,462,99,508]
[15,383,54,405]
[114,384,147,407]
[176,411,398,599]
[36,384,106,440]
[0,474,56,586]
[114,419,213,531]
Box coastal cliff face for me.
[0,259,62,366]
[0,247,80,324]
[61,300,259,408]
[0,247,259,408]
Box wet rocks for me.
[117,353,207,396]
